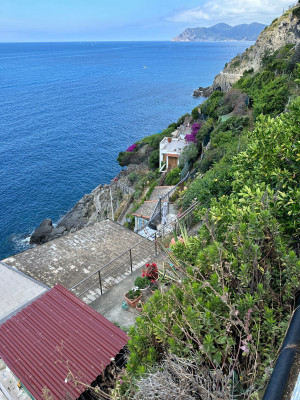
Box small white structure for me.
[159,136,189,172]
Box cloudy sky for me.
[0,0,295,42]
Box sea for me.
[0,41,251,259]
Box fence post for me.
[155,233,158,256]
[129,249,133,273]
[159,197,162,223]
[98,271,103,295]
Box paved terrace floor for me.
[2,220,155,303]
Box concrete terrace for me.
[148,186,175,201]
[0,262,48,325]
[2,220,155,303]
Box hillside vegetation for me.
[111,7,300,399]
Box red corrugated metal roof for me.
[0,284,128,400]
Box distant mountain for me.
[172,23,266,42]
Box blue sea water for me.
[0,41,251,259]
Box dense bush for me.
[212,116,249,138]
[176,113,190,126]
[148,149,159,170]
[178,144,198,168]
[191,106,200,120]
[216,105,232,116]
[200,91,225,119]
[252,75,289,119]
[117,151,131,167]
[184,161,234,207]
[196,147,225,174]
[196,118,214,146]
[164,167,181,186]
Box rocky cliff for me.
[30,164,148,245]
[194,5,300,96]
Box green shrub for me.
[200,91,225,119]
[216,105,232,116]
[196,118,214,145]
[148,149,159,170]
[134,276,150,289]
[197,148,225,173]
[128,172,138,183]
[253,76,289,119]
[191,106,200,120]
[179,144,198,168]
[134,190,142,200]
[165,167,181,186]
[117,151,131,167]
[126,288,141,300]
[146,171,156,181]
[177,113,190,126]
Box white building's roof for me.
[160,137,188,155]
[0,261,48,324]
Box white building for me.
[159,135,189,172]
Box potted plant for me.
[124,288,142,308]
[142,263,159,282]
[134,276,150,293]
[136,300,143,312]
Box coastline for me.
[0,41,252,259]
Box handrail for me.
[263,297,300,400]
[70,229,156,291]
[157,200,199,238]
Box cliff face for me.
[194,7,300,96]
[30,164,148,245]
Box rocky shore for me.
[30,163,149,245]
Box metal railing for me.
[158,200,199,238]
[70,231,158,301]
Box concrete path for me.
[89,254,166,329]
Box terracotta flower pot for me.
[124,293,142,308]
[136,301,143,312]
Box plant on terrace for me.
[142,263,158,282]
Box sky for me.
[0,0,296,42]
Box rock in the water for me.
[30,219,55,244]
[193,86,213,98]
